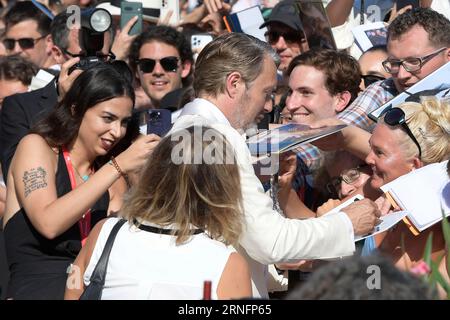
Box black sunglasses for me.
[384,107,422,159]
[2,35,47,50]
[137,57,179,73]
[362,74,385,88]
[264,30,304,44]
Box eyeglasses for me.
[2,35,47,51]
[384,107,422,159]
[264,30,304,44]
[326,164,369,195]
[382,47,447,74]
[361,74,385,88]
[136,57,179,73]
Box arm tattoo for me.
[23,167,48,197]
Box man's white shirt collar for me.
[180,98,231,126]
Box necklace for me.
[73,167,90,182]
[71,160,92,182]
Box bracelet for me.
[109,157,130,187]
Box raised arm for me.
[10,134,158,239]
[326,0,355,27]
[309,118,372,161]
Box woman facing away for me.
[65,125,252,300]
[3,61,160,299]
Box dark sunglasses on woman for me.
[384,107,422,159]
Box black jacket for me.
[0,80,58,182]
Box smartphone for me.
[161,0,180,26]
[396,0,419,10]
[146,109,172,137]
[191,34,214,52]
[120,1,143,36]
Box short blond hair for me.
[380,96,450,165]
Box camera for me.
[68,8,112,75]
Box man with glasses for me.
[259,0,309,75]
[3,1,54,69]
[339,7,450,131]
[128,25,193,113]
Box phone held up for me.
[121,1,143,36]
[146,109,172,137]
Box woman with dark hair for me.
[2,62,160,299]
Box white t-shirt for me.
[84,218,236,300]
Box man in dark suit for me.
[0,80,58,180]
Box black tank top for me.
[4,151,109,300]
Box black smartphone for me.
[396,0,420,10]
[120,1,143,36]
[146,109,172,137]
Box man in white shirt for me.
[171,32,381,298]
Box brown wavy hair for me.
[286,48,361,105]
[121,125,243,246]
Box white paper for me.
[381,161,450,231]
[351,22,387,52]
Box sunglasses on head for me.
[2,35,47,50]
[265,30,304,44]
[384,107,422,159]
[362,74,385,88]
[137,57,179,73]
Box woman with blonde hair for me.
[370,97,450,268]
[65,125,252,300]
[302,96,450,269]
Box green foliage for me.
[422,211,450,299]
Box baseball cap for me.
[97,0,161,23]
[259,0,303,31]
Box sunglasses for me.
[384,107,422,159]
[2,35,47,51]
[361,74,385,88]
[137,57,179,73]
[264,30,304,44]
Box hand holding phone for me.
[146,109,172,137]
[121,1,143,36]
[161,0,180,26]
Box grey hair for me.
[193,32,279,98]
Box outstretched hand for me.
[278,151,297,189]
[341,198,381,236]
[308,117,346,151]
[111,16,139,61]
[58,57,82,102]
[115,134,161,175]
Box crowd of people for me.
[0,0,449,300]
